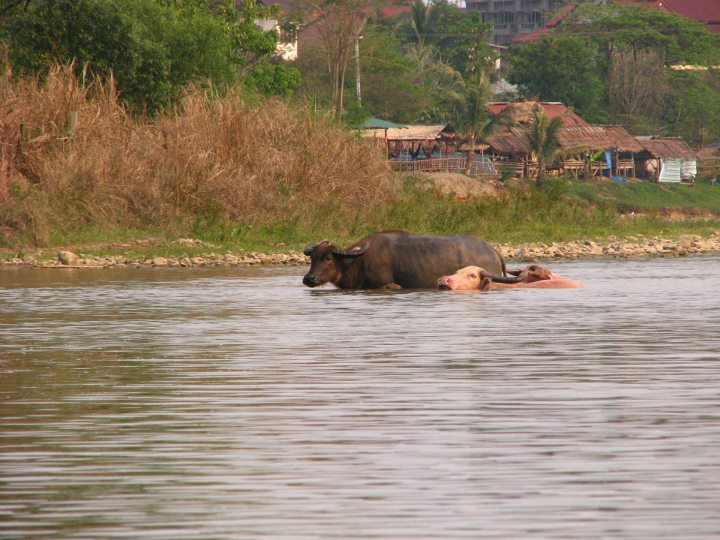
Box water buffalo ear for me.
[333,243,369,257]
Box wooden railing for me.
[615,159,635,177]
[387,157,638,180]
[388,158,497,176]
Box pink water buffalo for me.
[437,264,583,291]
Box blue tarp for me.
[604,150,613,177]
[603,150,629,181]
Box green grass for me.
[5,176,720,259]
[566,179,720,213]
[183,179,720,251]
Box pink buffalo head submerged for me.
[437,264,583,291]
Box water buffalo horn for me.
[303,240,330,256]
[332,243,369,257]
[488,274,525,284]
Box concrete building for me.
[464,0,565,46]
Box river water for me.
[1,256,719,539]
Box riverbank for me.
[3,232,719,269]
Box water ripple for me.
[1,258,720,538]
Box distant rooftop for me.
[487,101,589,128]
[514,0,720,44]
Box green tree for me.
[666,70,720,147]
[401,0,493,78]
[562,3,720,68]
[508,34,606,123]
[356,30,434,123]
[3,0,175,110]
[408,0,436,48]
[451,71,515,175]
[295,25,438,123]
[527,109,564,184]
[409,46,465,124]
[248,61,300,97]
[0,0,296,112]
[297,0,371,118]
[426,1,492,77]
[451,70,490,175]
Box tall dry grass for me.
[0,65,392,245]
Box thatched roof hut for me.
[634,137,698,183]
[560,126,644,154]
[634,137,697,159]
[486,124,642,156]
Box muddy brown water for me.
[1,257,719,539]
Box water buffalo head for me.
[437,265,525,291]
[302,240,369,287]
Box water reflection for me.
[1,258,720,538]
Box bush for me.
[0,66,391,246]
[0,0,274,113]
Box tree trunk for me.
[338,48,350,118]
[536,157,546,185]
[464,133,475,175]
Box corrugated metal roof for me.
[635,137,697,159]
[364,124,455,141]
[361,117,406,129]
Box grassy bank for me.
[2,67,720,260]
[18,181,717,263]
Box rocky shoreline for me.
[2,232,720,269]
[495,231,720,261]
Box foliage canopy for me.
[0,0,299,112]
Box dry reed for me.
[0,65,392,245]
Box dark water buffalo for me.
[303,231,505,289]
[437,264,583,291]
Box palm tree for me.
[454,71,513,175]
[527,108,564,184]
[460,71,489,175]
[409,0,436,48]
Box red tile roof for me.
[514,0,720,44]
[487,101,589,128]
[512,3,577,44]
[379,5,412,18]
[654,0,720,32]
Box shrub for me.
[0,66,391,246]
